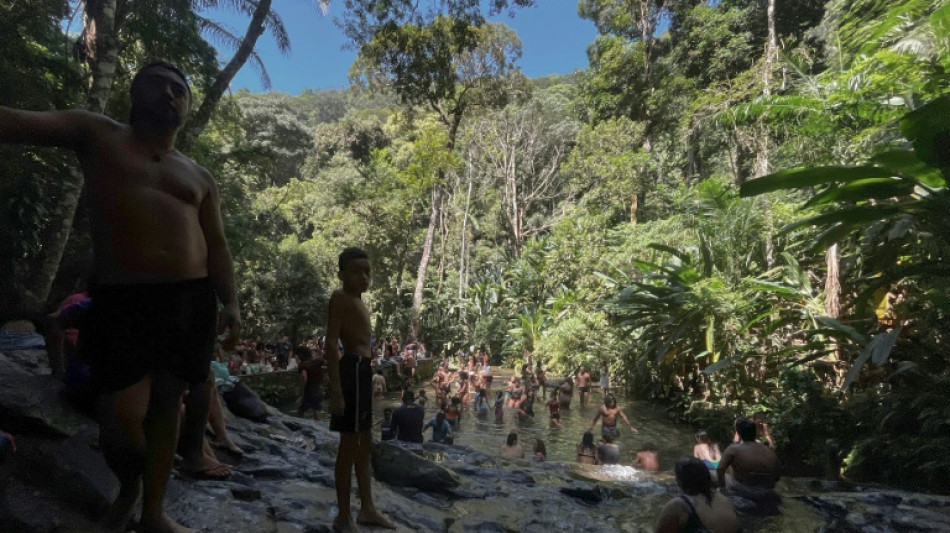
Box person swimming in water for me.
[576,431,599,465]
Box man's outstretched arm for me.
[0,107,109,150]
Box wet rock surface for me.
[1,349,948,532]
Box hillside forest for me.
[2,0,950,492]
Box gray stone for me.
[372,440,460,492]
[0,375,94,437]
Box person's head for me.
[403,390,415,404]
[675,457,714,501]
[496,391,504,400]
[129,62,191,130]
[506,432,518,446]
[581,431,595,448]
[604,394,617,408]
[338,247,370,293]
[436,411,446,424]
[736,418,757,442]
[642,441,655,452]
[603,432,615,444]
[696,430,711,443]
[383,407,393,420]
[551,411,560,421]
[451,396,461,406]
[580,365,587,372]
[535,439,546,455]
[418,389,427,397]
[376,369,383,376]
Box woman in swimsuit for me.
[576,431,599,465]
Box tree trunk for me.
[19,0,119,317]
[825,243,844,385]
[178,0,273,152]
[458,164,473,323]
[411,187,441,339]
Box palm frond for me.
[249,50,272,89]
[265,10,291,53]
[197,16,244,51]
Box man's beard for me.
[129,102,184,129]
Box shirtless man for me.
[558,376,574,409]
[1,62,240,533]
[326,248,395,532]
[589,394,637,441]
[718,419,779,490]
[576,365,592,406]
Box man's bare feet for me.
[357,509,396,529]
[333,515,361,533]
[101,479,142,533]
[139,512,198,533]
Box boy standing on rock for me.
[326,248,395,532]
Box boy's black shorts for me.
[329,353,373,433]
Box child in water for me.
[534,439,547,462]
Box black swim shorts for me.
[83,278,216,393]
[579,386,591,393]
[330,353,373,434]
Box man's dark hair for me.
[338,247,369,272]
[131,61,191,98]
[736,418,757,442]
[675,457,714,504]
[506,432,518,446]
[403,390,415,403]
[294,345,311,361]
[603,432,615,443]
[642,441,655,451]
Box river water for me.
[370,371,828,531]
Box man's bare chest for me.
[83,140,206,208]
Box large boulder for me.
[0,374,94,437]
[372,440,460,493]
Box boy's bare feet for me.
[333,515,361,533]
[209,438,244,456]
[180,453,232,480]
[139,513,197,533]
[357,509,396,529]
[101,478,142,533]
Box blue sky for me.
[206,1,599,95]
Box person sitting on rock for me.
[424,411,454,445]
[635,441,660,471]
[500,432,524,459]
[597,432,622,465]
[718,419,781,516]
[694,430,721,469]
[576,431,599,465]
[655,457,738,533]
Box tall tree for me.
[351,17,523,337]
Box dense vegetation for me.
[3,0,949,492]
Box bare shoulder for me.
[329,289,354,310]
